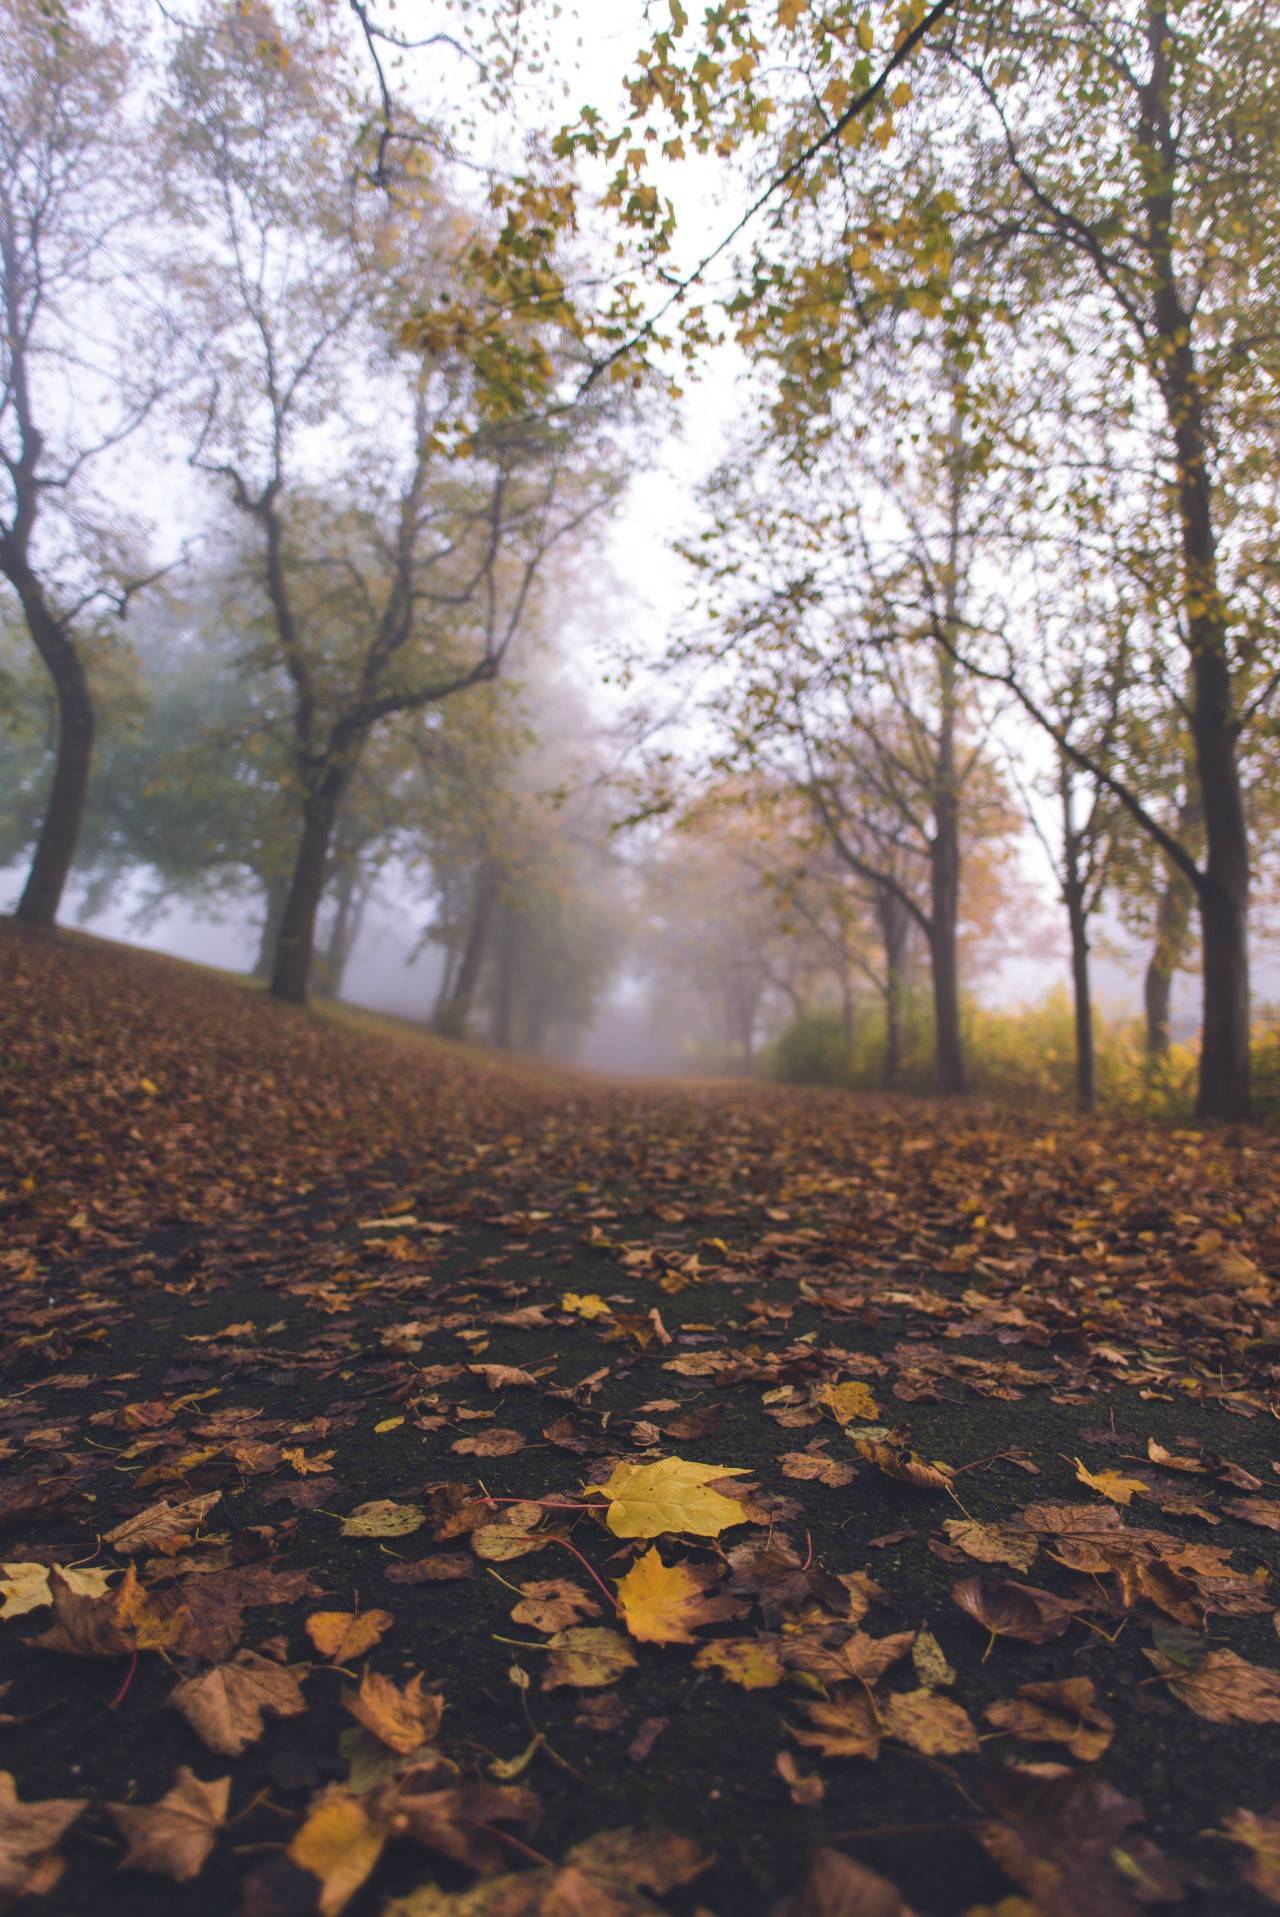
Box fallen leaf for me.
[562,1292,612,1320]
[1146,1646,1280,1724]
[288,1788,386,1917]
[615,1547,745,1644]
[0,1561,112,1621]
[306,1609,394,1662]
[108,1767,230,1883]
[789,1688,883,1760]
[818,1379,880,1424]
[586,1456,750,1539]
[169,1650,307,1755]
[854,1440,954,1492]
[912,1625,957,1689]
[35,1564,188,1657]
[985,1677,1114,1761]
[104,1490,222,1555]
[340,1500,425,1538]
[1220,1805,1280,1903]
[510,1579,600,1633]
[780,1450,858,1487]
[943,1519,1038,1574]
[451,1428,526,1457]
[343,1670,442,1754]
[692,1635,785,1689]
[542,1626,638,1690]
[1074,1459,1149,1507]
[0,1771,84,1908]
[773,1845,917,1916]
[981,1770,1186,1913]
[882,1687,979,1756]
[952,1577,1075,1647]
[385,1554,473,1585]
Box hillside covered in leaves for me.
[2,924,1280,1916]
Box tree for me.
[165,2,622,1004]
[931,0,1280,1119]
[0,0,169,925]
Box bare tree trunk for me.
[254,871,291,982]
[929,648,967,1096]
[1143,857,1195,1058]
[1141,11,1249,1119]
[1065,881,1094,1112]
[435,863,499,1037]
[491,909,516,1048]
[270,768,347,1006]
[7,569,94,929]
[876,886,909,1089]
[315,846,364,999]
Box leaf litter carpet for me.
[2,924,1280,1915]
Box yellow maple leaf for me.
[818,1379,880,1423]
[586,1457,749,1539]
[692,1637,784,1689]
[561,1291,612,1320]
[615,1547,741,1644]
[305,1610,394,1663]
[1074,1459,1149,1507]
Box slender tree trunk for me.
[270,767,347,1006]
[930,650,966,1095]
[928,461,968,1096]
[1141,10,1249,1119]
[1065,882,1094,1112]
[492,910,516,1048]
[254,871,291,983]
[1059,761,1095,1111]
[317,848,361,999]
[435,864,499,1036]
[1144,854,1195,1058]
[876,886,909,1089]
[7,568,94,928]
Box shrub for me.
[769,1010,858,1087]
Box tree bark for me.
[254,870,291,983]
[270,767,347,1005]
[876,885,909,1089]
[491,907,516,1048]
[1065,881,1094,1112]
[1143,853,1195,1058]
[8,569,94,929]
[1140,1,1250,1118]
[929,646,967,1096]
[435,863,499,1037]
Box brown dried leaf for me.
[343,1671,442,1755]
[943,1519,1038,1574]
[951,1577,1074,1646]
[1147,1646,1280,1724]
[0,1771,84,1908]
[108,1767,230,1883]
[168,1651,307,1755]
[104,1491,222,1556]
[542,1626,637,1691]
[985,1677,1114,1761]
[773,1845,918,1917]
[35,1564,189,1657]
[510,1579,600,1634]
[882,1688,979,1756]
[789,1688,883,1760]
